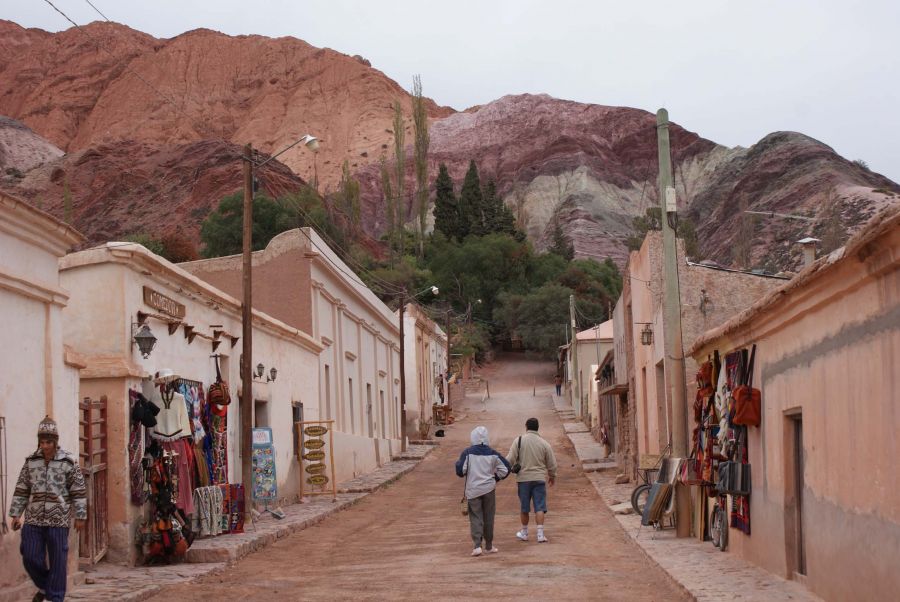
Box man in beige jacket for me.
[506,417,557,543]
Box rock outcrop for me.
[0,116,63,175]
[6,138,305,246]
[0,20,452,191]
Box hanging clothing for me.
[178,382,207,442]
[160,439,195,515]
[208,403,228,485]
[150,387,192,442]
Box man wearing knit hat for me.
[9,416,87,602]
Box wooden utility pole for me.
[241,143,254,518]
[445,308,451,407]
[569,294,579,417]
[399,295,407,452]
[656,109,690,537]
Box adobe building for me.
[565,322,613,428]
[181,228,403,473]
[0,192,85,600]
[59,242,323,566]
[400,303,447,439]
[616,233,786,473]
[688,204,900,601]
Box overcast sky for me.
[9,0,900,181]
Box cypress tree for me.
[549,218,575,260]
[433,163,459,240]
[458,160,483,238]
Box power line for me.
[82,0,111,22]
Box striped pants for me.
[20,524,69,602]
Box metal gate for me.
[79,396,108,564]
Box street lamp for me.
[399,285,439,451]
[240,134,319,520]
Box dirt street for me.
[150,355,687,601]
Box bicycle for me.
[709,493,728,551]
[630,443,672,515]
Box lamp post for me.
[241,135,319,520]
[399,285,438,451]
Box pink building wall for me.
[690,206,900,601]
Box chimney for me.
[797,237,821,268]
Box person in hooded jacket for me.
[455,426,511,557]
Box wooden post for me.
[241,143,254,522]
[328,426,337,502]
[399,295,407,452]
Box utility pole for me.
[569,294,579,418]
[240,143,254,520]
[399,294,407,452]
[656,108,690,537]
[445,308,451,407]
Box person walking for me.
[554,374,562,397]
[9,416,87,602]
[455,426,510,557]
[507,417,557,543]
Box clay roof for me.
[688,202,900,356]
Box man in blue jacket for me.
[456,426,511,556]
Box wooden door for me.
[78,396,108,564]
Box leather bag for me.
[717,461,752,496]
[208,355,231,407]
[733,344,761,427]
[511,435,522,474]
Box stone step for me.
[408,440,440,446]
[563,422,590,434]
[582,460,618,473]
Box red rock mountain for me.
[1,20,897,268]
[0,20,451,191]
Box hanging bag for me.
[716,428,752,496]
[733,345,761,427]
[511,435,522,474]
[460,454,470,516]
[207,355,231,407]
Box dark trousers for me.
[555,384,562,396]
[467,490,496,549]
[20,524,69,602]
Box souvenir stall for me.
[130,360,243,563]
[683,344,759,550]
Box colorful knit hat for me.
[37,415,59,440]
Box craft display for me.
[297,421,337,500]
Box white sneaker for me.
[537,532,549,543]
[486,546,499,554]
[516,529,528,541]
[471,547,483,556]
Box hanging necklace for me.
[160,383,175,409]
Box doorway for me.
[786,411,806,578]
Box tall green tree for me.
[337,160,361,235]
[392,101,406,257]
[411,75,430,258]
[380,155,396,266]
[458,160,483,238]
[432,163,459,240]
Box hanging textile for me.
[150,385,192,442]
[208,401,229,485]
[730,426,751,534]
[178,381,207,442]
[139,448,190,561]
[191,486,224,537]
[160,439,195,515]
[128,390,147,506]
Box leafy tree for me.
[159,231,199,262]
[392,101,406,257]
[411,75,430,258]
[336,160,361,234]
[124,232,166,256]
[626,207,662,251]
[380,155,396,266]
[510,283,573,357]
[432,163,459,240]
[457,160,483,238]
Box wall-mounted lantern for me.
[255,363,265,379]
[640,324,654,346]
[267,367,278,383]
[699,288,713,317]
[132,323,158,358]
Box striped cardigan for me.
[9,449,88,528]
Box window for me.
[324,364,331,422]
[348,378,354,434]
[254,399,269,428]
[366,383,373,438]
[292,401,304,456]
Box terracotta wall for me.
[691,219,900,600]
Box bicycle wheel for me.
[631,484,652,515]
[710,505,728,551]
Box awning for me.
[599,382,628,396]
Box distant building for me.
[688,204,900,601]
[564,322,613,428]
[399,303,447,439]
[182,228,403,474]
[615,232,785,477]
